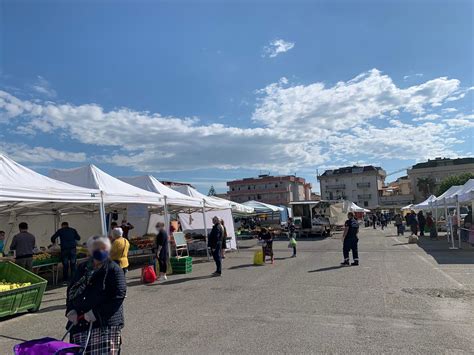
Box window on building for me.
[364,201,369,207]
[257,194,261,199]
[248,186,251,190]
[275,184,278,188]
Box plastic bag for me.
[253,251,264,266]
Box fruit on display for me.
[33,252,52,261]
[130,238,154,250]
[0,280,32,292]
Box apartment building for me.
[379,176,414,209]
[408,157,474,203]
[227,175,312,206]
[318,166,386,209]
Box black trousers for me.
[157,258,167,273]
[212,242,222,274]
[61,248,77,282]
[343,238,359,261]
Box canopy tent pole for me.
[99,191,107,236]
[163,196,173,259]
[202,199,210,261]
[447,202,457,250]
[456,195,461,249]
[444,203,449,244]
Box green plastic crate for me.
[170,256,192,265]
[0,261,47,318]
[171,264,192,274]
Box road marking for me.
[394,237,465,288]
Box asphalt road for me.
[1,225,474,354]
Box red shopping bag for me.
[141,265,157,284]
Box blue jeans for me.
[212,242,222,274]
[61,248,77,282]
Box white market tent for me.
[433,185,463,207]
[242,200,284,213]
[348,202,370,213]
[120,175,203,209]
[50,165,164,235]
[171,185,237,250]
[401,204,413,211]
[413,195,437,210]
[209,196,255,215]
[50,165,164,206]
[172,185,232,210]
[445,179,474,205]
[0,155,103,247]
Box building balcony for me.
[357,194,372,200]
[356,182,371,188]
[379,194,414,207]
[228,188,288,195]
[325,184,346,190]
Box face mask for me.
[93,250,109,262]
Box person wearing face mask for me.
[65,235,126,354]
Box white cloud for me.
[252,69,460,130]
[29,76,56,98]
[442,107,457,113]
[0,143,87,163]
[412,113,441,122]
[403,73,424,81]
[0,68,471,174]
[262,39,295,58]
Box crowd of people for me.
[2,206,473,354]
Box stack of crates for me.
[170,256,192,274]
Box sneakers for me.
[212,272,222,277]
[158,275,168,282]
[351,261,359,266]
[340,260,350,266]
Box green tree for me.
[208,185,216,196]
[417,177,436,198]
[436,173,474,196]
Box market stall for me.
[172,185,238,252]
[0,154,103,286]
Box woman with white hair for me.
[66,235,126,354]
[110,227,130,275]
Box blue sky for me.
[0,0,473,193]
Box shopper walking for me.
[258,227,274,264]
[10,222,36,271]
[51,222,81,283]
[208,216,223,276]
[288,218,297,257]
[394,214,404,236]
[110,227,130,275]
[66,235,126,354]
[408,211,418,236]
[155,222,169,281]
[417,211,426,237]
[380,214,386,230]
[341,212,359,266]
[0,230,5,255]
[372,214,377,229]
[426,212,437,240]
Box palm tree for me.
[417,177,435,198]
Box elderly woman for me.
[66,235,126,354]
[110,227,130,275]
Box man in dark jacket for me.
[341,212,359,266]
[10,222,37,271]
[208,216,223,276]
[51,222,81,283]
[417,211,426,237]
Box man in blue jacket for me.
[341,212,360,266]
[51,222,81,283]
[208,216,223,276]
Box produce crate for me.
[170,256,192,266]
[32,257,60,267]
[0,261,47,318]
[170,264,192,274]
